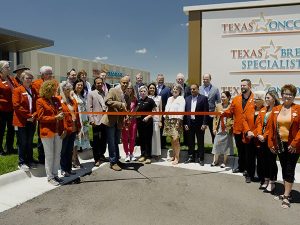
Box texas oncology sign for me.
[222,12,300,35]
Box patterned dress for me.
[73,93,92,150]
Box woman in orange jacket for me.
[254,89,280,193]
[0,60,19,155]
[36,80,65,186]
[59,82,81,177]
[12,70,38,171]
[267,84,300,209]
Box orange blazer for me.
[253,107,271,139]
[223,92,255,135]
[60,97,81,135]
[36,96,64,138]
[0,76,20,112]
[31,78,44,98]
[267,104,300,153]
[12,85,38,127]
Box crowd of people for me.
[0,60,299,209]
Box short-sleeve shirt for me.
[136,96,156,121]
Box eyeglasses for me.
[282,93,294,97]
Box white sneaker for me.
[130,154,137,161]
[48,178,60,186]
[125,154,130,162]
[18,164,29,172]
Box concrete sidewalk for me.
[0,145,300,213]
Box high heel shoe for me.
[263,182,275,194]
[259,181,269,190]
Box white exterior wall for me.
[21,50,150,84]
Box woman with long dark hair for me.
[255,89,280,193]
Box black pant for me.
[92,124,107,161]
[278,142,300,183]
[60,132,76,173]
[234,133,246,171]
[0,111,15,153]
[137,118,153,158]
[37,123,45,163]
[257,142,278,181]
[245,139,257,178]
[207,116,215,144]
[187,121,205,160]
[16,122,36,165]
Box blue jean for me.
[16,122,36,165]
[60,132,76,173]
[105,124,120,164]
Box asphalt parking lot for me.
[0,163,299,225]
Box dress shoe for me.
[110,163,122,171]
[263,182,275,193]
[184,157,194,164]
[69,170,76,175]
[199,160,204,166]
[211,162,218,167]
[94,161,101,167]
[138,156,146,162]
[117,161,125,168]
[0,151,7,156]
[144,158,151,164]
[251,177,260,183]
[232,168,241,173]
[245,176,251,183]
[99,156,109,162]
[61,171,70,177]
[243,171,247,177]
[54,176,63,183]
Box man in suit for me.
[183,84,209,166]
[99,69,111,96]
[134,73,144,99]
[176,73,191,98]
[199,73,221,144]
[156,74,171,149]
[223,79,255,177]
[100,76,129,171]
[87,77,108,167]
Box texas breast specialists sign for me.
[202,5,300,98]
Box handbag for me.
[276,121,285,154]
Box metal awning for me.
[0,27,54,52]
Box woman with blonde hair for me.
[36,80,65,186]
[163,84,185,165]
[122,82,138,162]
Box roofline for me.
[183,0,300,15]
[0,27,54,47]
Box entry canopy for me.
[0,27,54,52]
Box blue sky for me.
[1,0,257,82]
